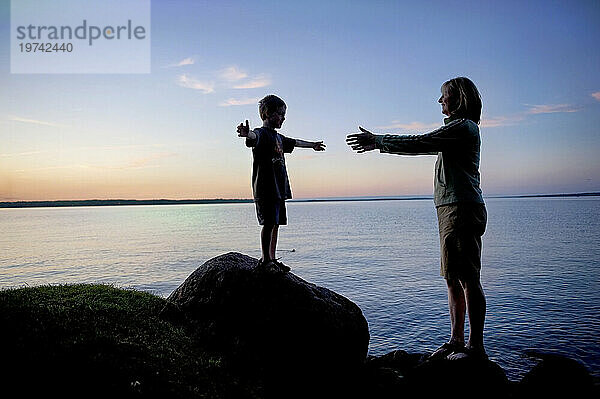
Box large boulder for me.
[164,252,369,391]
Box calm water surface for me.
[1,198,599,380]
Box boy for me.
[237,95,325,272]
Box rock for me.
[516,351,595,398]
[365,349,426,373]
[407,357,509,398]
[164,252,369,392]
[364,350,509,399]
[362,350,425,398]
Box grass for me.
[0,284,258,398]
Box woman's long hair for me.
[443,77,482,125]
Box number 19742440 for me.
[19,43,73,52]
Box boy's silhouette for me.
[238,95,325,273]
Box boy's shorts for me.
[255,199,287,226]
[437,203,487,281]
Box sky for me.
[1,0,599,201]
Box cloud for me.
[14,152,177,173]
[164,57,195,68]
[525,104,580,114]
[14,164,86,173]
[592,92,600,101]
[72,144,165,151]
[375,121,440,131]
[0,150,46,157]
[377,116,521,130]
[376,117,524,131]
[480,115,524,128]
[219,66,248,81]
[219,97,260,107]
[7,115,66,128]
[481,102,580,128]
[2,144,165,159]
[219,67,270,88]
[171,64,270,93]
[176,57,195,66]
[177,74,214,93]
[479,103,580,128]
[364,101,584,133]
[233,76,271,89]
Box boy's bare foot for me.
[256,258,285,274]
[272,259,290,273]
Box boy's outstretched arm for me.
[237,120,257,140]
[294,139,326,151]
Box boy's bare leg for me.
[261,224,275,261]
[269,225,279,260]
[447,278,466,345]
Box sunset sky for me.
[1,0,599,201]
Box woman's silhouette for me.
[347,77,488,360]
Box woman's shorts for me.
[437,203,487,280]
[255,199,287,226]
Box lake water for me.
[1,197,599,380]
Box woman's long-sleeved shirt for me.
[374,116,484,207]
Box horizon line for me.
[1,192,599,209]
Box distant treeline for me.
[1,192,599,209]
[492,192,600,199]
[0,199,253,208]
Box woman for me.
[346,77,488,360]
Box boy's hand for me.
[346,126,376,153]
[312,141,326,151]
[237,120,250,137]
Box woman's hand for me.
[346,126,377,153]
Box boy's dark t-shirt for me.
[246,127,295,201]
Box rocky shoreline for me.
[162,252,597,398]
[1,252,597,398]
